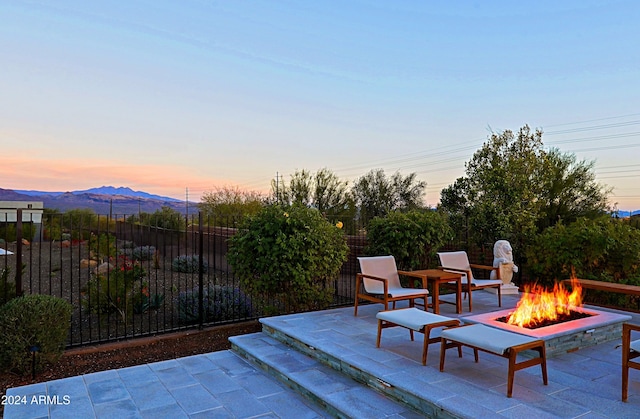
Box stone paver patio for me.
[5,292,640,418]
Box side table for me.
[408,269,462,314]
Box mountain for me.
[14,186,181,202]
[1,187,193,215]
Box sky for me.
[1,0,639,210]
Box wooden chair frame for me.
[622,323,640,402]
[354,270,429,316]
[376,308,461,365]
[437,251,502,312]
[439,324,548,398]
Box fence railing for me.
[1,210,366,348]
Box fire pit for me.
[464,279,632,356]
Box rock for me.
[80,259,98,269]
[95,262,115,275]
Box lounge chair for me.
[437,251,502,312]
[354,255,429,316]
[622,323,640,402]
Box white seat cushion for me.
[631,339,640,353]
[376,308,454,331]
[386,286,429,298]
[441,324,538,355]
[470,279,503,287]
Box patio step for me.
[230,332,428,418]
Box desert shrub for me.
[228,204,348,312]
[89,233,117,260]
[0,294,72,374]
[0,223,36,243]
[1,267,17,306]
[365,209,454,270]
[172,255,208,273]
[526,216,640,287]
[62,209,97,240]
[177,284,253,324]
[132,282,165,314]
[82,255,146,320]
[122,245,156,261]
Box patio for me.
[5,291,640,418]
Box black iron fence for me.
[1,210,367,348]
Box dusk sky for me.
[2,1,639,210]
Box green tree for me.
[272,168,355,219]
[62,208,98,240]
[439,125,610,251]
[199,186,264,222]
[351,169,426,222]
[147,206,184,230]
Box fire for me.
[507,278,583,328]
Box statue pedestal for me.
[485,284,519,295]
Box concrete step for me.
[230,332,428,418]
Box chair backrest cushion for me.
[437,251,474,281]
[358,255,402,294]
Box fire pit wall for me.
[464,307,632,357]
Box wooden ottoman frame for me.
[376,308,460,365]
[439,324,548,397]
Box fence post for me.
[198,212,204,329]
[15,209,23,297]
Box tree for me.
[439,125,611,252]
[272,168,354,219]
[351,169,426,222]
[199,186,265,222]
[148,206,184,230]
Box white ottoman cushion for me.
[376,308,454,331]
[441,324,538,355]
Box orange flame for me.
[507,278,583,328]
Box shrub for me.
[172,255,208,273]
[122,245,156,262]
[82,255,146,320]
[133,282,165,314]
[89,233,117,260]
[365,209,454,271]
[0,294,72,374]
[1,267,17,306]
[228,204,348,312]
[177,284,253,324]
[526,216,640,287]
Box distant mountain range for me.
[0,186,194,215]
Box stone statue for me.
[490,240,519,286]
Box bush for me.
[122,245,156,262]
[365,209,454,270]
[177,284,253,324]
[1,267,17,306]
[82,255,146,320]
[526,216,640,287]
[0,294,72,374]
[133,282,165,314]
[89,233,117,260]
[228,204,348,312]
[172,255,208,273]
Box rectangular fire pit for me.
[463,307,631,357]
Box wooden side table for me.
[407,269,462,314]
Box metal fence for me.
[1,210,366,348]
